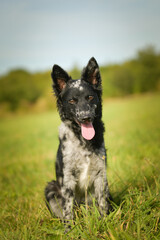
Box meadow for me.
[0,93,160,240]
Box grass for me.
[0,93,160,239]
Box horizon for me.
[0,44,159,77]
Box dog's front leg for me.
[94,171,110,216]
[61,171,76,228]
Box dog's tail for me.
[45,180,63,219]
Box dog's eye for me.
[68,99,76,104]
[88,96,94,101]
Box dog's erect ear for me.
[51,65,71,95]
[81,57,101,89]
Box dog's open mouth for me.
[80,122,95,140]
[75,119,95,140]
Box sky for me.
[0,0,160,74]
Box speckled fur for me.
[45,57,111,224]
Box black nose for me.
[81,117,91,123]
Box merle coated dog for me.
[45,57,111,225]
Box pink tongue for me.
[81,122,95,140]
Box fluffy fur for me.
[45,57,111,225]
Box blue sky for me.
[0,0,160,74]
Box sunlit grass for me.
[0,93,160,239]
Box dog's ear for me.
[51,65,71,95]
[81,57,101,89]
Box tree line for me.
[0,46,160,112]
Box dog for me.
[45,57,111,226]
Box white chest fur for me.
[79,157,90,189]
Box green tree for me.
[0,70,42,110]
[136,45,160,92]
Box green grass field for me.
[0,93,160,240]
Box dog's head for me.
[51,57,102,140]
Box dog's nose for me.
[81,117,91,123]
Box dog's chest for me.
[59,122,101,189]
[63,137,93,188]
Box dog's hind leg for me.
[45,180,63,219]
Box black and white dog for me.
[45,57,111,224]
